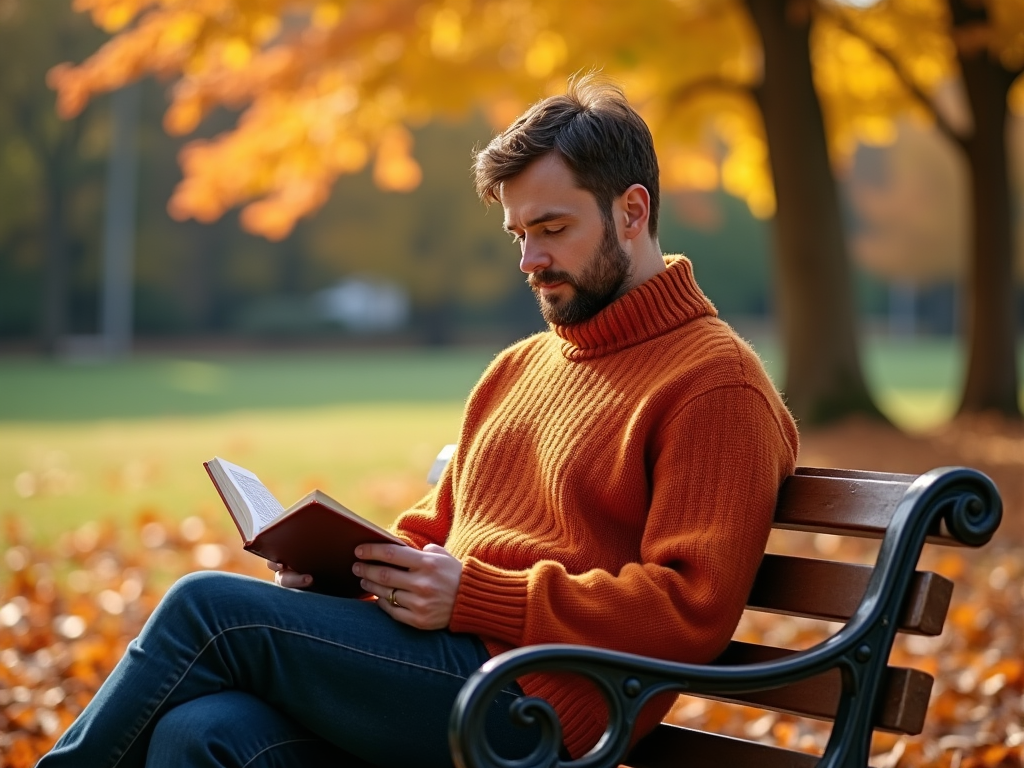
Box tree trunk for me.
[745,0,883,425]
[950,0,1022,418]
[40,162,69,356]
[101,83,142,357]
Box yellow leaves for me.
[252,13,281,43]
[168,141,230,223]
[1010,77,1024,114]
[332,136,370,173]
[374,125,422,192]
[721,137,774,218]
[94,2,135,32]
[661,148,720,190]
[47,0,1023,240]
[811,2,955,164]
[374,31,405,63]
[166,80,420,238]
[313,1,343,30]
[697,109,776,218]
[989,0,1024,71]
[163,90,205,135]
[910,55,945,90]
[428,7,462,59]
[221,36,253,70]
[241,179,332,241]
[161,10,203,46]
[855,114,898,146]
[483,95,526,129]
[524,31,567,79]
[71,0,149,33]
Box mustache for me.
[527,269,576,290]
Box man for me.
[38,74,798,768]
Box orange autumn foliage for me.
[2,507,1023,765]
[47,1,1024,240]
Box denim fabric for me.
[37,571,538,768]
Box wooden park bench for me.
[437,456,1003,768]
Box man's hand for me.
[267,561,313,589]
[353,543,463,630]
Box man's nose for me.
[519,239,551,274]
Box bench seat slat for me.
[712,642,933,734]
[625,723,820,768]
[748,554,953,636]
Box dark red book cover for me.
[204,461,407,597]
[245,498,405,597]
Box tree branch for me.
[667,76,755,109]
[816,2,970,153]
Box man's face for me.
[500,153,632,325]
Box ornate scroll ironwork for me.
[448,467,1002,768]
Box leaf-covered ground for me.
[2,416,1022,767]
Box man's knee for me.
[158,571,253,615]
[140,572,261,645]
[148,692,335,768]
[148,695,235,767]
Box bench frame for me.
[447,465,1002,768]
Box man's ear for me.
[619,184,651,240]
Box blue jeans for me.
[38,571,538,768]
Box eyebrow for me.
[502,210,573,233]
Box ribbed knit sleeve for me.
[449,383,795,653]
[447,380,796,757]
[390,462,454,550]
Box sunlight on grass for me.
[0,403,463,544]
[877,386,1024,432]
[1,387,979,547]
[3,341,1020,546]
[876,389,957,432]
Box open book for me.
[204,457,407,597]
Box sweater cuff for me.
[450,557,530,645]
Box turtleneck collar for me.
[552,255,717,360]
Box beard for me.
[527,217,633,326]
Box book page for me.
[227,467,284,532]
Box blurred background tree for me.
[2,0,1022,424]
[0,0,107,354]
[820,0,1024,417]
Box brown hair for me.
[473,73,660,236]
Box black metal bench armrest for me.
[449,467,1002,768]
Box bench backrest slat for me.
[712,641,933,734]
[794,467,919,482]
[774,473,925,539]
[747,554,954,635]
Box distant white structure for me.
[314,278,410,333]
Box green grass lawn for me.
[1,339,1021,544]
[751,335,998,431]
[1,347,496,544]
[0,348,499,421]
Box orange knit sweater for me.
[393,256,799,758]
